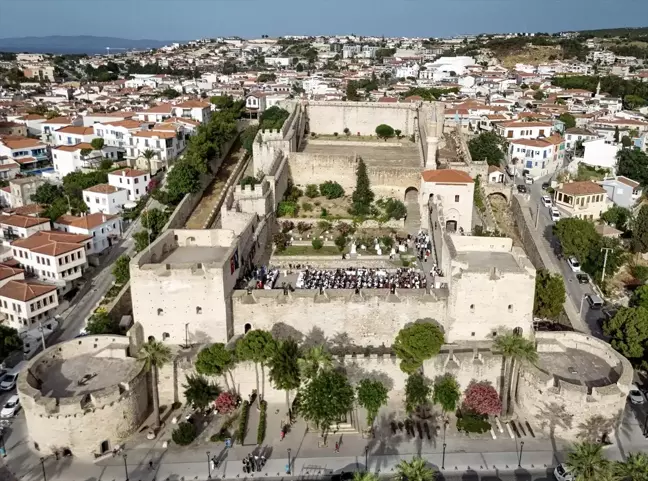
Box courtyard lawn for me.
[274,245,344,256]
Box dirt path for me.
[184,140,246,229]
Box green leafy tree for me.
[172,422,197,446]
[298,345,333,380]
[533,269,566,319]
[236,330,276,407]
[32,182,63,205]
[299,369,355,438]
[584,237,628,284]
[334,234,347,252]
[141,208,169,239]
[267,339,301,414]
[305,184,319,198]
[259,106,290,130]
[346,81,360,101]
[183,374,220,411]
[601,205,632,231]
[393,322,444,373]
[494,332,538,416]
[618,149,648,186]
[210,95,235,109]
[566,442,610,481]
[432,374,461,414]
[257,73,277,83]
[533,90,546,101]
[356,379,389,425]
[86,310,119,335]
[138,340,172,430]
[161,87,181,99]
[90,137,104,151]
[195,343,237,392]
[112,254,131,285]
[165,161,201,204]
[395,456,436,481]
[633,205,648,253]
[405,372,430,413]
[319,181,345,199]
[603,307,648,361]
[558,113,576,129]
[468,131,506,166]
[631,285,648,308]
[350,158,374,216]
[0,325,22,361]
[133,230,150,253]
[625,94,647,110]
[375,124,395,141]
[384,198,407,220]
[241,125,259,153]
[312,238,323,250]
[553,217,599,261]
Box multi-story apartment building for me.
[171,100,211,124]
[0,277,58,331]
[53,126,96,146]
[135,104,173,123]
[11,231,91,287]
[83,184,130,215]
[126,129,185,171]
[54,213,122,255]
[0,136,49,171]
[0,215,50,242]
[495,121,554,140]
[507,134,565,178]
[107,168,150,202]
[92,119,142,151]
[564,128,599,150]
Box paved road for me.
[520,174,606,336]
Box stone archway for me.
[404,186,419,203]
[487,192,508,204]
[404,187,420,235]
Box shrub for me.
[384,198,407,220]
[278,201,299,217]
[285,184,303,202]
[333,132,338,137]
[210,429,231,442]
[456,409,491,434]
[380,235,394,249]
[305,184,320,198]
[318,220,332,231]
[336,222,354,236]
[335,235,347,252]
[171,401,182,410]
[312,238,324,250]
[215,392,238,414]
[375,124,395,141]
[319,181,345,199]
[273,233,289,252]
[311,132,316,137]
[320,208,329,218]
[343,127,350,136]
[632,264,648,283]
[237,401,250,444]
[297,222,311,233]
[302,202,313,212]
[314,201,321,206]
[281,220,295,233]
[463,382,501,416]
[257,400,267,444]
[172,422,197,446]
[240,175,259,188]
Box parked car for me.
[0,395,20,418]
[0,361,27,391]
[541,195,552,207]
[629,386,646,405]
[524,173,534,184]
[550,207,561,222]
[554,463,574,481]
[586,294,604,309]
[576,273,589,284]
[517,184,527,193]
[567,256,581,272]
[541,182,550,191]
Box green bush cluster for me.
[236,401,250,444]
[456,409,490,434]
[172,422,198,446]
[312,238,323,250]
[319,181,345,199]
[257,400,267,444]
[259,106,290,130]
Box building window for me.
[454,195,459,202]
[157,308,163,316]
[196,306,202,314]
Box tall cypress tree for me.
[351,157,374,215]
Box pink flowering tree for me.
[463,382,502,416]
[214,392,237,414]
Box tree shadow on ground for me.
[270,322,304,343]
[577,412,619,443]
[536,401,573,455]
[366,411,404,472]
[302,327,328,349]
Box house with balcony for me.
[107,168,149,202]
[171,100,211,124]
[495,121,555,140]
[54,213,122,255]
[11,230,91,290]
[599,176,643,209]
[0,215,50,243]
[53,125,97,146]
[0,278,58,332]
[564,128,599,150]
[507,134,565,178]
[83,184,129,215]
[554,181,609,221]
[246,92,268,114]
[0,156,21,181]
[135,103,173,123]
[0,136,50,172]
[126,129,184,171]
[39,116,82,144]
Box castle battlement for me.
[235,179,270,197]
[232,287,445,304]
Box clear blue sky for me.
[1,0,647,40]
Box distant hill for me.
[0,35,177,55]
[577,26,648,38]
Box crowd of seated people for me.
[295,267,427,290]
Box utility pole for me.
[37,321,46,351]
[601,247,613,284]
[535,203,540,229]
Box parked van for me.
[586,294,604,309]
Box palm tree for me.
[138,339,172,431]
[182,374,220,412]
[494,332,538,417]
[235,330,276,408]
[267,339,301,415]
[142,148,156,176]
[298,345,333,381]
[395,457,436,481]
[615,452,648,481]
[566,442,610,481]
[353,473,378,481]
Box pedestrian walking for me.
[149,460,154,470]
[335,441,340,453]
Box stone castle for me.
[16,100,633,457]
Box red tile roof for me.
[0,280,56,302]
[558,181,606,196]
[421,170,474,184]
[55,213,118,230]
[0,214,50,229]
[109,168,147,178]
[11,230,91,256]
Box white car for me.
[541,195,552,207]
[550,207,561,222]
[567,256,581,272]
[629,387,645,405]
[1,395,20,418]
[554,463,573,481]
[0,372,18,391]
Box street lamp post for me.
[579,294,587,316]
[365,446,368,472]
[442,443,447,470]
[518,441,525,468]
[40,457,47,481]
[207,451,211,479]
[123,453,128,481]
[643,414,648,437]
[287,448,291,475]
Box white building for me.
[11,231,91,286]
[135,104,173,123]
[0,215,50,242]
[53,126,96,146]
[495,121,554,140]
[127,130,184,170]
[577,138,619,171]
[246,92,267,113]
[52,143,103,177]
[171,100,212,124]
[83,184,130,215]
[108,168,150,202]
[0,278,58,332]
[564,128,599,150]
[92,119,142,151]
[0,136,49,166]
[0,156,21,181]
[54,213,122,255]
[419,169,474,234]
